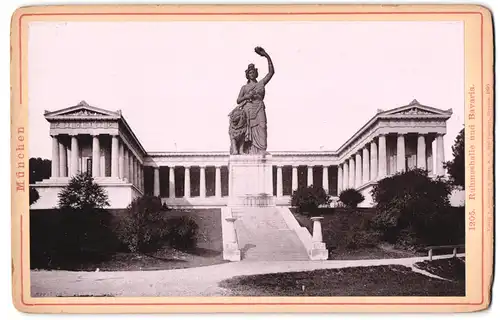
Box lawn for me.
[43,246,226,272]
[31,208,226,271]
[414,257,465,282]
[219,263,465,296]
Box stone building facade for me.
[31,99,454,209]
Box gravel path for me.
[31,253,464,297]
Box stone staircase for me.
[231,207,310,261]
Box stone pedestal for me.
[309,216,328,260]
[228,154,275,207]
[223,217,241,261]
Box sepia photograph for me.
[10,4,493,313]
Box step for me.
[232,207,310,261]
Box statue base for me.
[228,153,275,207]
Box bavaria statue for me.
[228,46,275,155]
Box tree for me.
[338,188,365,209]
[290,185,332,214]
[29,157,51,183]
[370,168,453,247]
[444,128,465,189]
[57,171,109,210]
[29,187,40,206]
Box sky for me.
[28,20,464,161]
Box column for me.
[153,167,160,196]
[417,134,427,169]
[276,165,283,197]
[292,166,298,191]
[355,152,362,187]
[370,141,378,181]
[362,146,370,185]
[343,162,349,190]
[140,165,144,192]
[169,166,175,198]
[426,136,434,175]
[135,160,140,188]
[348,157,355,188]
[70,135,79,176]
[92,135,100,178]
[322,166,329,194]
[396,134,406,172]
[307,166,313,186]
[123,149,129,182]
[128,152,133,185]
[142,167,145,191]
[378,135,387,178]
[436,134,445,175]
[337,165,343,193]
[59,141,67,177]
[111,135,119,178]
[200,166,206,198]
[184,166,191,198]
[118,141,124,179]
[51,136,60,178]
[215,166,221,198]
[130,158,135,186]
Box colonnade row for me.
[150,164,339,199]
[337,133,445,192]
[50,134,144,191]
[151,165,226,198]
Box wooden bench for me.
[425,244,465,261]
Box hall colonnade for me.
[32,99,452,209]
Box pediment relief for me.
[59,108,108,117]
[44,100,121,118]
[383,99,452,117]
[390,107,436,115]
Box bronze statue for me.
[229,46,274,155]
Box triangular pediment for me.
[382,99,453,116]
[44,100,121,118]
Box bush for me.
[58,172,109,210]
[338,188,365,208]
[115,195,169,253]
[30,187,40,206]
[290,185,332,214]
[165,216,199,250]
[370,168,454,248]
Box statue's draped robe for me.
[240,80,267,154]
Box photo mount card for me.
[10,4,494,314]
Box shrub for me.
[165,216,199,250]
[116,195,168,253]
[338,188,365,208]
[30,187,40,206]
[290,185,332,214]
[58,172,110,210]
[371,168,454,248]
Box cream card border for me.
[10,4,494,313]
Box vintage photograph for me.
[11,4,494,313]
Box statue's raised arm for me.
[255,47,274,85]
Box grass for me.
[219,264,465,296]
[32,208,226,271]
[414,257,465,282]
[43,246,227,272]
